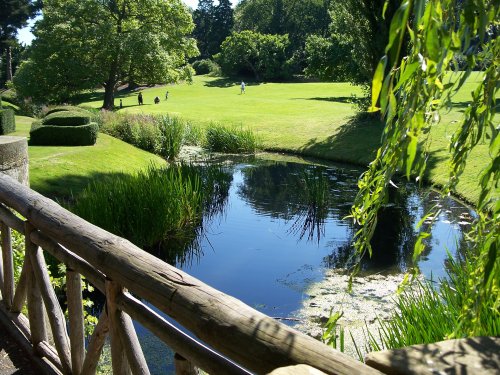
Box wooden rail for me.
[0,173,381,374]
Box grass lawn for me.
[78,73,495,205]
[12,116,165,200]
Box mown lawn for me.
[12,116,165,200]
[78,73,495,205]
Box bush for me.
[192,59,221,76]
[204,123,261,153]
[0,89,18,106]
[0,108,16,135]
[30,122,98,146]
[42,110,91,126]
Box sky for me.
[17,0,235,45]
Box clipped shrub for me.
[42,110,91,126]
[0,108,16,135]
[44,105,89,116]
[204,123,261,153]
[30,122,98,146]
[0,89,18,105]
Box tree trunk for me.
[6,46,13,82]
[103,81,115,110]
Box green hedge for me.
[45,106,89,116]
[30,122,98,146]
[0,108,16,135]
[42,110,91,126]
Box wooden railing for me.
[0,173,380,375]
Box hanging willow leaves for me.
[349,0,499,336]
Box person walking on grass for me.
[240,81,246,94]
[138,92,143,105]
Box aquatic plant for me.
[204,123,261,153]
[71,163,232,263]
[155,115,185,160]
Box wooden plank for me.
[105,280,131,375]
[81,309,109,375]
[66,270,85,375]
[12,256,28,313]
[117,292,250,375]
[25,223,47,345]
[0,171,380,375]
[365,336,500,375]
[1,222,14,308]
[28,226,72,375]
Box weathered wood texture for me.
[365,336,500,375]
[81,309,109,375]
[0,172,380,375]
[1,222,14,308]
[66,270,85,375]
[28,231,72,375]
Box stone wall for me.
[0,136,29,186]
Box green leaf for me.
[371,55,388,111]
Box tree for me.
[234,0,330,71]
[305,0,403,89]
[211,0,234,56]
[192,0,215,58]
[351,0,498,336]
[216,30,290,80]
[0,0,40,84]
[13,0,198,108]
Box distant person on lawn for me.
[241,81,245,94]
[138,92,143,105]
[165,91,169,100]
[154,96,160,104]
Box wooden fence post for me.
[106,280,132,375]
[67,269,85,375]
[25,221,47,346]
[1,222,14,308]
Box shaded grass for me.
[12,116,165,200]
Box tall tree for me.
[192,0,215,58]
[210,0,234,56]
[0,0,40,84]
[13,0,198,108]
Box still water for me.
[137,155,473,373]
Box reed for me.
[71,163,232,254]
[204,123,261,153]
[155,115,185,160]
[369,252,500,351]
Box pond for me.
[132,154,474,373]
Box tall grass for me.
[71,163,232,253]
[156,115,185,160]
[369,252,500,351]
[204,123,261,153]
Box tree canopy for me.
[216,30,290,80]
[13,0,198,108]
